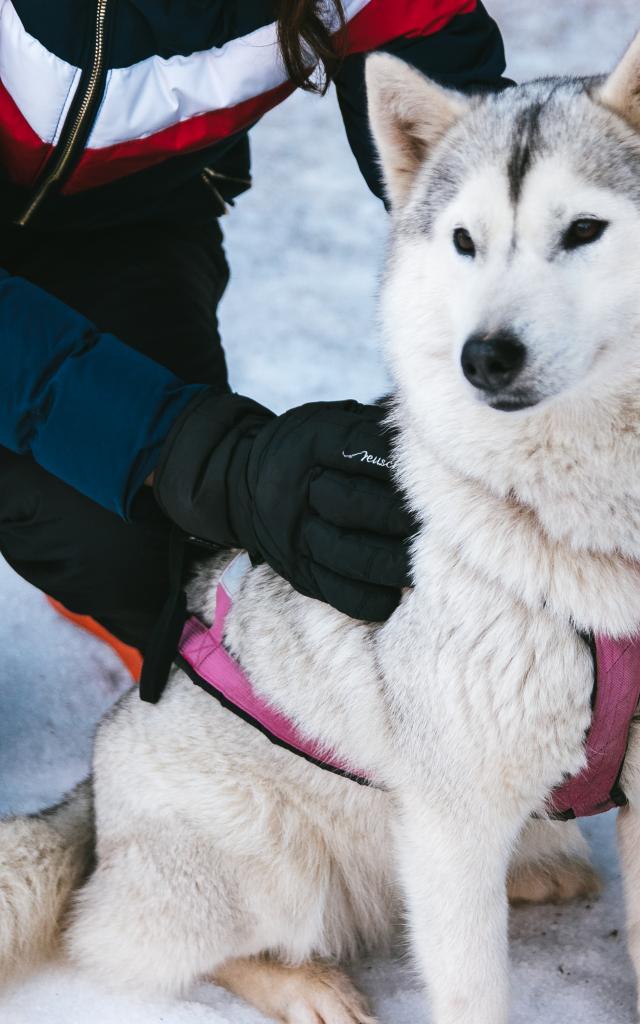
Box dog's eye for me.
[453,227,476,258]
[562,218,608,251]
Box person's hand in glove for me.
[153,391,416,621]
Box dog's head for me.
[367,34,640,465]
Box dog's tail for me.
[0,780,94,978]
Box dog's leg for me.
[617,722,640,1018]
[618,803,640,1019]
[395,795,520,1024]
[214,957,376,1024]
[507,819,600,905]
[65,836,263,996]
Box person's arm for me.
[0,269,205,517]
[0,268,414,621]
[335,0,512,202]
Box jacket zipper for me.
[16,0,110,227]
[202,167,252,189]
[200,167,253,214]
[200,168,229,214]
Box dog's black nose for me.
[461,331,526,393]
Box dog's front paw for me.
[215,957,377,1024]
[508,854,601,905]
[281,965,377,1024]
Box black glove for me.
[153,391,415,621]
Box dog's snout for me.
[461,331,526,394]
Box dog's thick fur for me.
[4,34,640,1024]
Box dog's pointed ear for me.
[366,53,470,210]
[598,30,640,128]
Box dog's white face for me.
[367,35,640,433]
[401,157,640,412]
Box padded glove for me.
[153,391,415,621]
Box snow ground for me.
[1,3,640,1021]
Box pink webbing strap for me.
[548,635,640,818]
[177,571,374,788]
[178,562,640,816]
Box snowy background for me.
[1,2,640,1021]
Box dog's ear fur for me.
[365,53,470,210]
[598,30,640,129]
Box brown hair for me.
[277,0,346,95]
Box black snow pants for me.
[0,219,230,652]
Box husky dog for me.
[4,32,640,1024]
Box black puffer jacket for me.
[0,1,509,230]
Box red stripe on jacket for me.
[1,0,476,195]
[344,0,477,53]
[0,81,53,188]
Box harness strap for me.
[139,531,222,704]
[139,527,189,704]
[548,635,640,819]
[177,554,376,788]
[149,552,640,818]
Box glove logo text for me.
[342,449,395,470]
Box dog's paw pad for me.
[508,855,601,905]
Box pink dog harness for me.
[176,554,372,787]
[550,636,640,818]
[176,555,640,818]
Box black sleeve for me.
[0,268,204,518]
[335,1,514,202]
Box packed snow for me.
[1,3,639,1021]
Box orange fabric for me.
[47,597,143,682]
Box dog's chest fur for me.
[376,531,594,813]
[377,399,640,811]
